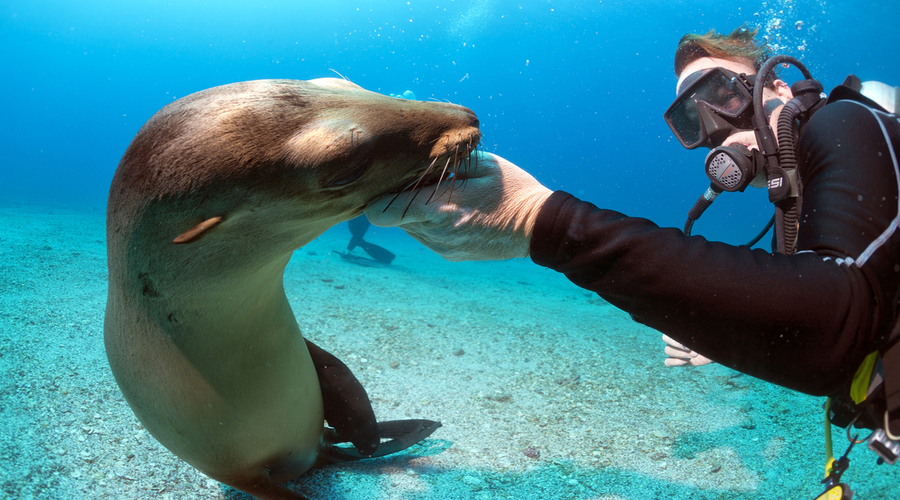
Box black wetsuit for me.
[531,91,900,398]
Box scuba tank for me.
[861,80,900,114]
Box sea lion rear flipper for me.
[304,339,379,455]
[305,339,441,464]
[320,419,442,463]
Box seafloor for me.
[2,202,899,499]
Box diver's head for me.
[668,57,793,153]
[666,27,793,160]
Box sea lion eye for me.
[329,158,371,187]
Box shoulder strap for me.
[827,75,891,113]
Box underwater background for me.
[3,0,900,498]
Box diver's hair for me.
[674,25,772,77]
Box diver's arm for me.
[530,189,881,396]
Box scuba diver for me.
[338,215,396,265]
[364,26,900,497]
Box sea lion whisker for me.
[380,157,439,213]
[449,144,465,196]
[459,145,471,190]
[379,185,412,214]
[424,156,453,205]
[400,180,427,218]
[406,156,443,196]
[470,139,483,171]
[444,170,459,202]
[328,68,351,81]
[439,144,472,202]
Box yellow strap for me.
[850,351,880,404]
[814,484,846,500]
[824,397,836,478]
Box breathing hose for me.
[752,55,820,255]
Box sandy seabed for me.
[2,202,899,499]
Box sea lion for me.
[104,77,480,499]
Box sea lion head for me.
[109,77,480,258]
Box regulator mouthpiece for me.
[705,144,764,193]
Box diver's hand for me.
[662,334,714,367]
[365,152,552,261]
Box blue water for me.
[4,0,897,243]
[3,0,900,498]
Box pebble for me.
[462,475,485,490]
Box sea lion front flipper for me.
[320,419,442,463]
[304,339,379,455]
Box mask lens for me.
[694,72,749,115]
[665,68,752,149]
[666,93,703,147]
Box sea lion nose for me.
[460,106,479,128]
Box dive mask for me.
[665,67,756,149]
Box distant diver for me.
[338,215,396,265]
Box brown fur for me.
[104,78,479,499]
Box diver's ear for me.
[773,79,794,100]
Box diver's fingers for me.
[664,345,696,359]
[369,151,550,261]
[664,357,690,367]
[664,334,700,368]
[365,182,460,228]
[661,334,691,351]
[688,354,715,366]
[663,334,716,367]
[366,152,508,228]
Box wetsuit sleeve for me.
[530,101,900,396]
